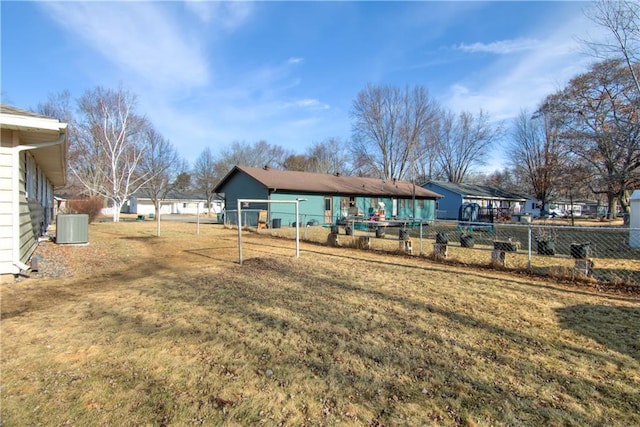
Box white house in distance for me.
[0,105,67,279]
[523,197,583,218]
[121,191,223,216]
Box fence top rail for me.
[454,220,634,232]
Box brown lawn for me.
[1,220,639,426]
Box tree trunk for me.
[607,192,616,220]
[112,201,122,222]
[156,200,161,237]
[619,190,631,214]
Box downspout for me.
[12,134,66,273]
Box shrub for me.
[67,197,104,223]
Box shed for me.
[213,165,442,227]
[423,181,526,221]
[0,105,67,278]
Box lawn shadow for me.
[555,304,640,361]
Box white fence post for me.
[630,190,640,248]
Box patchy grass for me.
[266,224,640,291]
[1,221,639,426]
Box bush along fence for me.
[227,209,640,291]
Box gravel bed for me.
[18,238,76,281]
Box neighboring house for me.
[0,105,67,277]
[423,181,526,221]
[121,191,223,216]
[213,165,442,227]
[580,200,606,218]
[523,198,585,218]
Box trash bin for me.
[271,218,282,229]
[460,234,474,248]
[570,242,590,259]
[537,240,555,256]
[436,232,448,244]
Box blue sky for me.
[1,1,603,172]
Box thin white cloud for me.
[444,13,600,122]
[285,99,330,110]
[456,38,540,54]
[288,57,305,65]
[442,11,605,172]
[184,1,253,29]
[41,2,209,88]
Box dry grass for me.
[1,221,639,426]
[265,225,640,292]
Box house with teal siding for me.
[214,165,442,227]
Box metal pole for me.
[237,199,243,265]
[527,223,532,270]
[196,202,200,235]
[303,214,308,240]
[419,220,423,255]
[295,200,300,257]
[351,218,355,244]
[236,198,305,263]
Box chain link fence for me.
[227,208,640,290]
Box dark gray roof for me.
[215,165,442,199]
[425,181,526,201]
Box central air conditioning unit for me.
[56,214,89,244]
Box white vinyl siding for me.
[19,152,45,265]
[0,147,13,271]
[1,111,67,276]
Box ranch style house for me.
[214,165,442,227]
[423,181,527,222]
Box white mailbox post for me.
[630,190,640,248]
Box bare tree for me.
[350,84,439,180]
[71,86,150,221]
[138,127,183,236]
[283,154,310,171]
[37,90,73,127]
[507,109,566,215]
[193,147,219,217]
[541,59,640,217]
[216,140,291,171]
[435,109,503,183]
[417,116,446,182]
[37,91,86,195]
[306,137,353,175]
[469,168,524,194]
[584,0,640,95]
[280,138,353,174]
